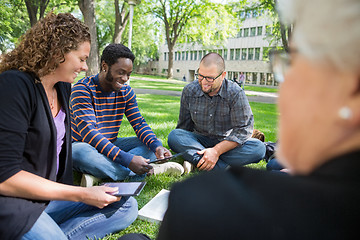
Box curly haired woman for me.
[0,13,137,240]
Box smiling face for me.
[198,63,225,96]
[100,58,133,92]
[53,41,90,83]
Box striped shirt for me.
[70,74,162,167]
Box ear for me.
[101,61,108,72]
[344,72,360,127]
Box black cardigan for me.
[0,70,73,239]
[158,150,360,240]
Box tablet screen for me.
[103,182,146,196]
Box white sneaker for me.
[183,161,194,174]
[150,162,184,176]
[80,174,101,187]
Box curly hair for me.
[0,12,90,78]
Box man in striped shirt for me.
[71,44,183,186]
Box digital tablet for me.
[103,182,146,196]
[149,152,184,164]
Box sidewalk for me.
[133,88,278,104]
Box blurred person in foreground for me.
[0,13,137,240]
[120,0,360,239]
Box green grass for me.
[127,80,186,92]
[243,85,278,93]
[87,93,278,239]
[131,73,169,80]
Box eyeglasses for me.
[195,71,223,83]
[269,49,293,83]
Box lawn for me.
[91,92,278,240]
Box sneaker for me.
[80,174,101,187]
[183,161,194,174]
[150,162,184,176]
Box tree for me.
[113,0,129,43]
[0,0,29,53]
[150,0,236,79]
[78,0,99,76]
[24,0,50,26]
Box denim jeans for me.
[168,129,265,169]
[72,137,156,181]
[22,196,137,240]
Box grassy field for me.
[75,73,278,94]
[88,91,278,239]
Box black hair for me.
[100,43,135,69]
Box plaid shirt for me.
[177,79,254,145]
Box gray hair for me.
[277,0,360,72]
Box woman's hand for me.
[80,185,122,209]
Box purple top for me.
[53,107,66,175]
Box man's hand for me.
[155,146,172,160]
[128,155,153,175]
[196,148,220,171]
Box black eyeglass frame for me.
[195,70,224,83]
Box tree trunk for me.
[24,0,38,26]
[113,0,129,43]
[79,0,99,76]
[24,0,49,26]
[167,43,174,79]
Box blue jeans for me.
[168,129,265,169]
[72,137,156,181]
[22,196,137,240]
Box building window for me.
[266,73,274,86]
[255,48,260,60]
[194,51,197,61]
[252,72,257,84]
[182,51,185,61]
[190,51,193,61]
[186,51,189,60]
[243,28,249,37]
[257,26,263,36]
[237,28,242,38]
[253,9,259,17]
[235,49,241,60]
[241,48,247,60]
[230,49,235,60]
[248,48,254,60]
[223,49,228,60]
[199,50,202,60]
[176,69,180,73]
[164,52,167,61]
[245,72,251,84]
[260,73,266,85]
[250,27,256,37]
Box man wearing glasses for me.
[168,52,266,172]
